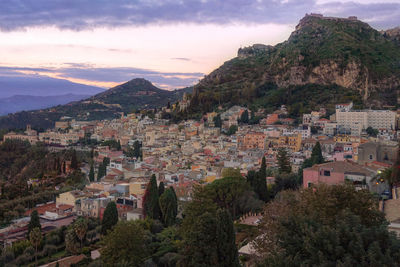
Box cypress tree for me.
[216,209,240,267]
[97,164,104,180]
[255,171,269,202]
[102,202,119,235]
[89,163,95,182]
[170,186,178,217]
[143,174,160,219]
[246,170,257,187]
[311,142,324,165]
[117,140,121,151]
[159,188,177,226]
[240,110,249,124]
[277,148,291,174]
[260,156,267,179]
[158,181,165,196]
[28,210,41,236]
[71,149,78,170]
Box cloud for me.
[0,64,204,90]
[172,57,191,61]
[0,0,398,31]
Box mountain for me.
[0,94,91,115]
[0,75,104,98]
[188,14,400,116]
[0,78,191,130]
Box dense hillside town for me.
[0,99,399,265]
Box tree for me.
[390,143,400,188]
[260,156,267,179]
[204,176,249,219]
[102,202,119,235]
[216,209,240,267]
[97,164,104,180]
[133,141,142,159]
[254,171,269,202]
[366,126,379,137]
[28,210,41,236]
[101,221,149,266]
[71,149,78,170]
[182,211,219,266]
[158,181,165,196]
[117,140,122,150]
[310,141,324,165]
[226,125,238,136]
[74,218,88,249]
[170,186,178,217]
[277,148,291,174]
[240,110,249,124]
[89,163,95,182]
[29,227,42,265]
[159,188,178,226]
[143,174,160,219]
[256,184,395,265]
[213,114,222,128]
[222,168,242,178]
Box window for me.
[323,170,331,176]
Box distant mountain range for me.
[0,78,192,129]
[0,75,104,98]
[0,94,91,115]
[188,14,400,116]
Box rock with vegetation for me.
[188,15,400,116]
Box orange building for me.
[242,132,266,150]
[266,114,279,125]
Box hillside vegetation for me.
[188,15,400,116]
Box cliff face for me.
[190,14,400,113]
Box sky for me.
[0,0,399,91]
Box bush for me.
[15,254,31,265]
[43,244,58,257]
[23,246,35,256]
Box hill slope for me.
[188,14,400,116]
[0,78,191,129]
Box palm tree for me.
[74,218,88,250]
[29,227,42,265]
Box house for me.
[56,190,89,208]
[303,161,382,193]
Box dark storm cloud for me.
[0,0,397,31]
[0,65,204,89]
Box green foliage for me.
[310,141,324,165]
[277,148,291,174]
[240,110,249,124]
[158,181,165,196]
[89,163,95,182]
[101,202,119,235]
[222,168,242,178]
[366,126,379,137]
[74,217,88,249]
[226,125,238,136]
[101,220,149,266]
[28,210,41,236]
[143,174,160,220]
[216,209,240,267]
[182,211,219,266]
[159,188,178,227]
[213,114,222,128]
[258,185,400,266]
[70,149,78,170]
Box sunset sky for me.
[0,0,399,90]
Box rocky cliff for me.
[189,14,400,115]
